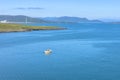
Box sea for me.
[0,23,120,80]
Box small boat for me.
[44,49,52,55]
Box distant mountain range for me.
[0,15,46,23]
[0,15,102,23]
[40,16,102,23]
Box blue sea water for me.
[0,23,120,80]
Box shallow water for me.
[0,23,120,80]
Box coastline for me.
[0,23,66,33]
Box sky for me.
[0,0,120,19]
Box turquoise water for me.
[0,23,120,80]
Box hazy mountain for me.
[0,15,102,23]
[40,16,102,23]
[0,15,46,23]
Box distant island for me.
[0,23,66,33]
[40,16,102,23]
[0,15,102,23]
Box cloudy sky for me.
[0,0,120,19]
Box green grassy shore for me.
[0,23,65,33]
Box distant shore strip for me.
[0,23,66,33]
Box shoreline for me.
[0,28,66,33]
[0,23,66,33]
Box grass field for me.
[0,23,65,32]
